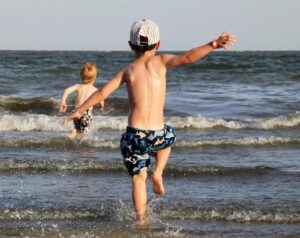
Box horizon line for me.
[0,49,299,52]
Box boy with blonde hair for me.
[60,62,104,138]
[63,20,236,221]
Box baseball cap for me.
[129,19,160,46]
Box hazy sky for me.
[0,0,299,51]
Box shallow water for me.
[0,51,300,237]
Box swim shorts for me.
[120,124,176,176]
[73,109,93,133]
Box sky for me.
[0,0,299,51]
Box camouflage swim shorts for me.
[120,124,176,176]
[73,109,93,133]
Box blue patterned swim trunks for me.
[120,124,176,176]
[73,109,93,133]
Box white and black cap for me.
[129,19,160,46]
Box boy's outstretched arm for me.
[63,69,126,125]
[59,84,79,112]
[162,31,236,68]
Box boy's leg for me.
[152,146,171,195]
[68,128,77,139]
[132,169,148,220]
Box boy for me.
[63,19,236,220]
[59,62,104,138]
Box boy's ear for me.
[155,41,160,50]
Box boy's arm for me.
[63,69,126,124]
[59,84,79,112]
[99,100,105,112]
[162,32,236,68]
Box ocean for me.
[0,50,300,238]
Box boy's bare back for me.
[124,55,167,130]
[75,83,98,109]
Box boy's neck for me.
[135,49,156,59]
[83,81,95,86]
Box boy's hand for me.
[63,111,81,125]
[59,104,67,113]
[99,100,105,112]
[217,32,237,50]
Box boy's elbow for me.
[182,54,195,65]
[184,57,194,65]
[63,88,71,96]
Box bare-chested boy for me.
[59,62,104,138]
[63,20,236,220]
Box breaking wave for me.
[1,112,300,132]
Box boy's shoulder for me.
[73,83,85,91]
[74,83,83,88]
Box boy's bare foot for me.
[152,172,165,195]
[135,214,152,229]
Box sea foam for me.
[0,112,300,132]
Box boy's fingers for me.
[63,117,71,125]
[221,31,229,37]
[62,112,79,126]
[229,36,237,42]
[224,35,237,47]
[228,40,237,45]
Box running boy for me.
[63,20,236,220]
[59,62,105,138]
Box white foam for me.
[0,114,67,132]
[91,116,128,130]
[166,116,245,129]
[259,111,300,129]
[160,207,300,223]
[1,112,300,132]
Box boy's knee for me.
[133,169,147,182]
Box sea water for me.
[0,51,300,237]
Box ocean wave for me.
[0,95,129,116]
[165,116,244,129]
[258,111,300,129]
[1,112,300,132]
[1,114,242,132]
[0,95,59,115]
[159,207,300,223]
[1,136,300,151]
[0,159,274,176]
[0,207,102,221]
[0,114,67,132]
[176,136,300,147]
[166,165,275,176]
[1,206,299,224]
[0,137,120,150]
[0,159,124,173]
